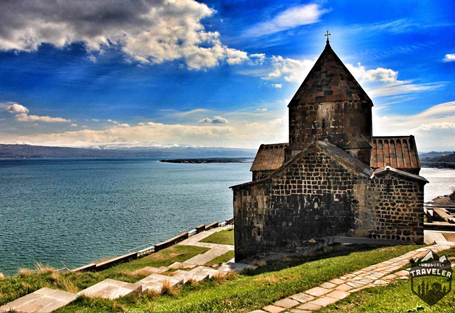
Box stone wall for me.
[234,144,425,261]
[367,172,424,243]
[234,145,369,260]
[286,101,372,162]
[234,181,272,260]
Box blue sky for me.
[0,0,454,151]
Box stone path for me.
[0,288,77,313]
[0,225,255,313]
[179,226,235,267]
[254,232,455,313]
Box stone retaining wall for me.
[71,217,233,273]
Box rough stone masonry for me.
[231,38,428,261]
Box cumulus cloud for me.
[1,101,72,123]
[263,56,314,82]
[5,103,29,114]
[198,116,229,124]
[0,0,249,70]
[347,63,399,83]
[198,118,213,124]
[244,3,329,37]
[253,52,443,99]
[443,54,455,62]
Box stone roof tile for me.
[288,42,371,107]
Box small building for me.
[231,38,428,261]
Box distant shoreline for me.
[421,162,455,169]
[160,157,253,164]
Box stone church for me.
[231,37,428,261]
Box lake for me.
[0,159,453,276]
[0,158,251,276]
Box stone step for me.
[138,273,183,288]
[78,279,142,300]
[141,281,164,293]
[140,266,169,274]
[168,262,184,269]
[172,270,208,283]
[189,266,220,278]
[0,288,77,313]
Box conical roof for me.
[288,42,371,107]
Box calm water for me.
[420,167,455,202]
[0,160,453,276]
[0,158,251,276]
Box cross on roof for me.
[325,30,331,43]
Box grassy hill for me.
[2,234,451,312]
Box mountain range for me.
[0,143,256,159]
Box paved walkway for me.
[254,231,455,313]
[179,226,235,267]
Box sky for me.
[0,0,455,152]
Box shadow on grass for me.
[246,244,420,275]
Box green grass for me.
[57,244,423,312]
[3,240,447,313]
[0,245,208,307]
[199,229,234,245]
[322,248,455,312]
[322,279,455,313]
[206,251,235,267]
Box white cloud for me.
[2,103,290,149]
[5,103,29,114]
[225,48,249,65]
[212,116,229,124]
[374,101,455,151]
[198,115,229,124]
[171,108,209,118]
[86,55,97,63]
[117,123,130,128]
[347,63,399,83]
[244,4,329,37]
[443,54,455,62]
[367,82,444,98]
[346,63,444,98]
[263,56,314,82]
[71,124,78,127]
[249,53,266,65]
[15,113,71,123]
[8,117,286,149]
[198,118,213,124]
[0,0,249,70]
[256,108,268,112]
[270,84,282,88]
